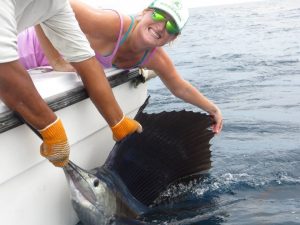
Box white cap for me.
[149,0,189,31]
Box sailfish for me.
[63,98,214,225]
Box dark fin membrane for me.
[104,109,214,206]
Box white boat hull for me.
[0,68,148,225]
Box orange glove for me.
[39,118,70,167]
[110,115,143,141]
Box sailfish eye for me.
[93,179,100,187]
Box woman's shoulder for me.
[144,47,174,71]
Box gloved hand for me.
[110,115,143,141]
[39,118,70,167]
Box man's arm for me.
[71,58,123,126]
[0,61,56,129]
[0,61,70,167]
[72,57,142,140]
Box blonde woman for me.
[18,0,223,133]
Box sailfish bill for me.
[63,98,214,225]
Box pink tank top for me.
[17,27,49,70]
[17,11,157,70]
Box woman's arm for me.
[35,25,75,72]
[146,48,223,133]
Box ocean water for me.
[142,0,300,224]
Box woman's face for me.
[136,9,178,47]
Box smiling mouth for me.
[148,28,161,39]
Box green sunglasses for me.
[151,9,179,35]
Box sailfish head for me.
[63,161,144,225]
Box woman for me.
[18,0,223,133]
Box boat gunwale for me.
[0,68,143,133]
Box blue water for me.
[142,0,300,224]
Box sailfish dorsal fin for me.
[104,108,214,206]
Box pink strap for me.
[95,10,124,68]
[110,10,124,58]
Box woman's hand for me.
[52,57,76,72]
[209,106,223,134]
